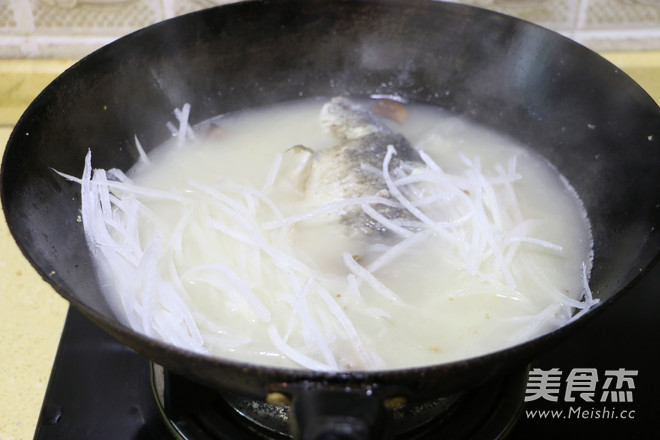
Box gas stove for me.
[33,261,659,439]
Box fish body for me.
[301,97,421,235]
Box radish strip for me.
[60,100,598,372]
[342,252,401,302]
[268,325,334,371]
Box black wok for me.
[2,0,660,438]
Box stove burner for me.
[151,364,528,440]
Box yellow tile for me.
[1,60,73,439]
[602,51,660,104]
[1,126,69,440]
[0,60,76,126]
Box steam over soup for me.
[66,97,596,371]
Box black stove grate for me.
[155,364,527,440]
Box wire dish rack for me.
[1,0,660,57]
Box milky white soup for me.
[74,97,595,371]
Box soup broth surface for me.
[84,97,594,371]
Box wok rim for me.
[2,0,660,399]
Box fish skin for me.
[303,97,422,235]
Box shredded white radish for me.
[263,152,283,193]
[64,150,205,353]
[263,195,401,230]
[567,262,600,324]
[342,252,401,302]
[360,203,413,238]
[175,103,194,148]
[59,100,597,372]
[366,228,433,273]
[183,264,272,323]
[134,135,151,166]
[268,325,335,371]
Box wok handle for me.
[290,388,393,440]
